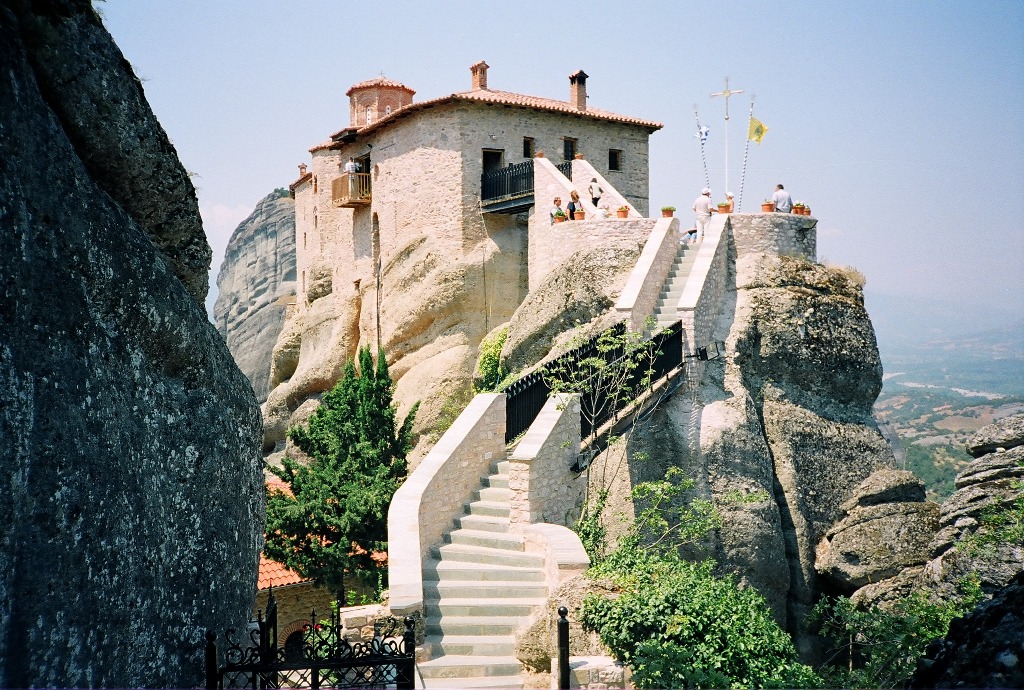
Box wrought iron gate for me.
[205,591,415,689]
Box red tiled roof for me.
[346,77,416,96]
[288,171,312,191]
[258,554,306,590]
[322,87,662,146]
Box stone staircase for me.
[417,460,546,689]
[652,239,699,330]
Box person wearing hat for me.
[724,192,735,213]
[691,188,715,243]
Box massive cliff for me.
[214,190,297,403]
[0,1,263,686]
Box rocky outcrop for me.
[966,413,1024,457]
[0,2,263,686]
[214,190,296,402]
[695,254,895,647]
[816,470,938,590]
[3,0,211,303]
[909,571,1024,690]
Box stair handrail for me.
[614,216,681,331]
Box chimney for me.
[470,61,489,90]
[298,163,307,176]
[569,70,588,110]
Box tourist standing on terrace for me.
[772,184,793,213]
[692,188,715,242]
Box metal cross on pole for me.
[710,77,743,198]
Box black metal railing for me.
[504,321,683,447]
[205,590,415,689]
[481,160,534,202]
[555,161,573,180]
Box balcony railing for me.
[481,160,534,203]
[332,173,372,207]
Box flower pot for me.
[616,209,629,218]
[574,154,584,160]
[554,215,566,223]
[662,210,674,218]
[761,202,775,212]
[717,206,731,215]
[573,211,586,220]
[804,207,811,216]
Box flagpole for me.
[711,77,743,201]
[694,105,710,190]
[738,97,754,213]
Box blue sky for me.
[98,0,1024,352]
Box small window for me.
[563,138,578,161]
[312,175,318,194]
[385,105,392,116]
[609,149,622,171]
[366,106,372,124]
[303,232,307,249]
[523,137,535,158]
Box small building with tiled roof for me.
[290,61,663,319]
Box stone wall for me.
[678,214,729,353]
[387,394,506,614]
[614,217,681,331]
[508,395,585,527]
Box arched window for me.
[284,630,306,662]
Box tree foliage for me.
[264,347,417,599]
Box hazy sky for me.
[97,0,1024,350]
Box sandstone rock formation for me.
[214,190,296,402]
[262,228,524,460]
[0,2,263,686]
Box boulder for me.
[966,412,1024,457]
[0,2,263,686]
[840,468,926,512]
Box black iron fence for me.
[205,590,415,689]
[481,160,534,202]
[555,161,573,180]
[504,321,683,448]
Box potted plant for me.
[573,209,586,220]
[661,206,676,218]
[761,200,775,212]
[616,205,630,218]
[793,201,806,215]
[553,210,567,223]
[717,201,732,215]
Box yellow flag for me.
[748,117,768,144]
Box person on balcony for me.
[344,157,358,197]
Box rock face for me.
[214,190,296,402]
[0,2,263,686]
[909,571,1024,690]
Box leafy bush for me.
[474,326,508,392]
[582,556,820,689]
[812,579,982,689]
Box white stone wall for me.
[508,394,585,527]
[614,217,681,331]
[386,393,506,615]
[678,214,729,354]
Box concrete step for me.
[422,675,523,689]
[455,513,510,533]
[467,500,511,518]
[490,459,511,475]
[418,655,522,680]
[426,597,546,617]
[446,529,524,551]
[423,560,545,583]
[432,543,544,568]
[425,580,548,599]
[425,634,516,657]
[425,616,523,636]
[476,486,512,502]
[485,474,510,489]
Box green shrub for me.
[474,326,508,392]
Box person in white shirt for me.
[344,157,359,197]
[588,178,603,207]
[691,188,715,242]
[772,184,793,213]
[549,197,564,224]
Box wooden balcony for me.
[332,173,372,207]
